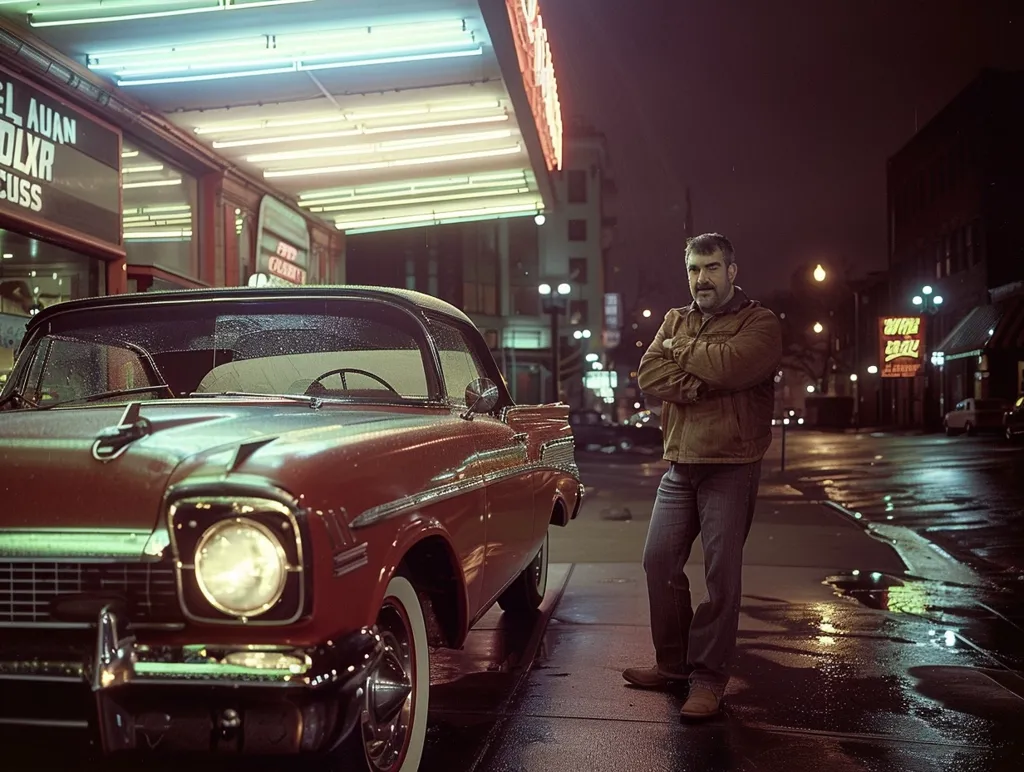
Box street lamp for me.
[911,285,944,431]
[867,365,879,375]
[539,282,571,402]
[813,264,827,283]
[642,309,652,318]
[813,321,824,334]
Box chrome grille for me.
[0,561,180,625]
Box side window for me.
[29,336,151,404]
[430,320,488,403]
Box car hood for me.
[0,400,445,539]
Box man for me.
[623,232,782,720]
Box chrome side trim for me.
[350,461,581,529]
[332,543,369,578]
[0,529,160,561]
[0,718,90,729]
[350,476,487,529]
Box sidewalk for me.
[490,480,1024,770]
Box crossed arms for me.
[637,310,783,404]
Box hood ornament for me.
[92,402,152,463]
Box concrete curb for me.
[820,500,989,588]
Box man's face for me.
[687,249,738,312]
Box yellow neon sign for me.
[883,317,921,336]
[884,338,921,362]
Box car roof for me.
[26,284,475,332]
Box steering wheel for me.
[306,367,400,395]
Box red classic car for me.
[0,286,582,769]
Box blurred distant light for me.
[538,283,551,295]
[934,295,943,305]
[534,213,546,226]
[912,295,923,306]
[573,330,583,340]
[557,283,571,295]
[633,401,641,409]
[582,329,591,338]
[585,353,599,362]
[813,264,826,282]
[867,365,879,374]
[642,309,652,318]
[922,285,933,295]
[806,385,815,393]
[849,373,858,382]
[813,322,824,334]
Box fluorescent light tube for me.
[192,100,502,136]
[336,202,541,233]
[212,114,509,150]
[263,145,522,179]
[297,169,530,201]
[244,129,514,163]
[312,186,530,214]
[114,48,483,87]
[30,0,315,28]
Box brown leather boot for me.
[679,686,721,719]
[622,666,688,692]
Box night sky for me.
[541,0,1024,310]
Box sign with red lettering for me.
[252,195,310,286]
[267,254,307,284]
[878,315,926,378]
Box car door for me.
[427,316,536,609]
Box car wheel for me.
[497,529,549,613]
[1007,426,1016,442]
[341,574,428,772]
[964,421,975,436]
[945,423,955,436]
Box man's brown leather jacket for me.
[637,287,783,464]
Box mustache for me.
[695,284,715,291]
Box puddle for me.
[822,570,987,618]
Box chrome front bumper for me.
[0,605,384,754]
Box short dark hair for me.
[686,233,735,266]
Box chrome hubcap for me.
[361,605,414,771]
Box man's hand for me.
[662,337,674,351]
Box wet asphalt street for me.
[8,435,1024,771]
[765,428,1024,579]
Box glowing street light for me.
[806,385,816,393]
[642,309,652,318]
[813,322,824,334]
[534,213,546,226]
[867,365,879,374]
[813,264,827,282]
[849,373,858,382]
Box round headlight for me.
[194,518,288,616]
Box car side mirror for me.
[462,377,499,420]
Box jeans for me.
[642,460,761,696]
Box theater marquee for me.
[878,315,926,378]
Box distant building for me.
[885,68,1024,427]
[345,116,618,406]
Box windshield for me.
[1,297,439,409]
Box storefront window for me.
[0,231,103,381]
[122,140,199,279]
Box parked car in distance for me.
[0,286,583,769]
[569,409,662,453]
[1003,396,1024,441]
[943,397,1012,436]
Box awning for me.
[938,299,1024,361]
[988,298,1024,352]
[0,0,561,236]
